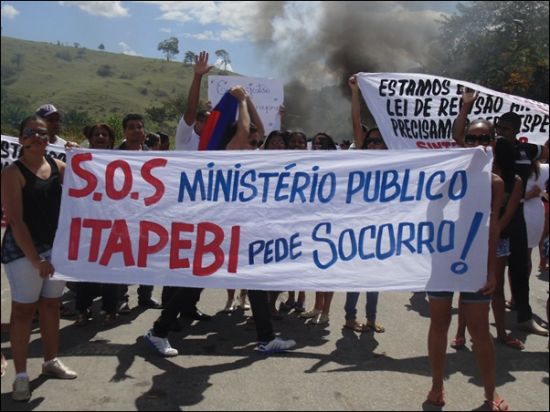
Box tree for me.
[436,1,549,102]
[98,43,105,50]
[158,37,179,62]
[73,42,80,48]
[183,50,196,66]
[215,49,231,72]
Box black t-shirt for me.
[513,141,542,196]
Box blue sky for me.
[1,1,462,80]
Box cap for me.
[35,104,59,118]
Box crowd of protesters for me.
[1,51,549,411]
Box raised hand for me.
[230,86,247,102]
[348,75,359,92]
[194,51,213,76]
[461,87,478,105]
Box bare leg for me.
[428,298,452,397]
[10,301,38,373]
[322,292,334,315]
[492,257,507,339]
[463,301,499,402]
[38,297,61,362]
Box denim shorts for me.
[496,238,510,258]
[427,290,491,303]
[4,249,66,303]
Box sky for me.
[1,1,462,80]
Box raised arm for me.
[245,94,265,139]
[452,87,478,146]
[183,51,213,126]
[348,75,364,149]
[226,86,251,150]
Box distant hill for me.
[0,36,229,143]
[1,36,357,144]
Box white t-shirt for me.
[50,135,67,146]
[175,117,200,151]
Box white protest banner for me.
[1,134,67,170]
[52,148,492,292]
[208,75,284,134]
[357,73,549,150]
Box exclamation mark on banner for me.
[451,212,483,275]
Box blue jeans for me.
[344,292,379,322]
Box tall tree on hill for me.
[215,49,231,72]
[158,37,179,62]
[183,50,197,66]
[436,1,549,102]
[98,43,105,50]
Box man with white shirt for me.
[35,104,67,146]
[175,51,212,151]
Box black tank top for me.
[13,156,62,246]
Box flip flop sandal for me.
[367,321,386,333]
[485,398,509,411]
[450,336,466,349]
[344,321,367,332]
[426,389,445,407]
[498,335,525,350]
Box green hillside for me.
[1,36,226,143]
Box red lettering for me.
[169,222,194,269]
[193,222,225,276]
[83,219,113,262]
[141,158,167,206]
[68,153,97,197]
[227,225,240,273]
[105,160,132,200]
[138,221,169,267]
[99,219,135,266]
[68,218,81,260]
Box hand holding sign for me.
[461,87,478,105]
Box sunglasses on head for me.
[22,128,48,139]
[366,138,384,145]
[464,134,494,146]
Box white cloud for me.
[160,28,172,33]
[182,31,218,41]
[59,1,129,18]
[119,41,140,56]
[149,1,259,42]
[1,4,20,19]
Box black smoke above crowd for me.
[249,1,443,138]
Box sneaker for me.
[12,376,31,401]
[256,337,296,354]
[138,298,162,309]
[144,329,178,357]
[42,358,77,379]
[118,301,131,314]
[299,308,321,319]
[239,296,251,311]
[517,319,549,336]
[223,300,237,313]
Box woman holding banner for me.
[1,115,77,402]
[424,96,508,410]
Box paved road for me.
[1,246,549,410]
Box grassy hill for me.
[1,36,357,144]
[1,36,226,143]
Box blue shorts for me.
[427,290,491,303]
[4,249,66,304]
[496,238,510,258]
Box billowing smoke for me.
[249,1,444,139]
